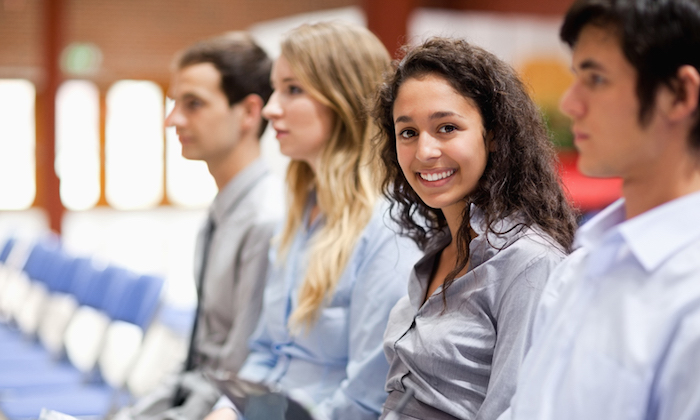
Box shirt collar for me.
[574,198,626,250]
[576,190,700,272]
[210,158,269,226]
[414,204,521,275]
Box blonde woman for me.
[206,22,422,420]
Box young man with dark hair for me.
[500,0,700,419]
[116,32,284,420]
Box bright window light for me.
[164,98,217,208]
[105,80,164,210]
[0,79,36,210]
[56,80,101,210]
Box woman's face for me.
[393,74,489,217]
[263,56,335,171]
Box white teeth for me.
[419,170,455,182]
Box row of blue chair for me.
[0,236,165,419]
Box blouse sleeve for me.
[236,242,281,384]
[475,251,562,420]
[317,228,421,420]
[235,304,278,384]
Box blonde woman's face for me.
[263,56,334,171]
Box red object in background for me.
[557,151,623,213]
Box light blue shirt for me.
[502,190,700,420]
[237,200,423,420]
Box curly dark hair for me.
[374,37,578,297]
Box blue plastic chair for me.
[0,253,83,362]
[0,237,15,263]
[0,265,134,393]
[0,274,165,419]
[0,239,63,346]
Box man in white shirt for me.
[501,0,700,419]
[117,32,284,420]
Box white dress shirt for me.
[502,190,700,420]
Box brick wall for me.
[0,0,357,86]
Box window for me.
[0,79,36,210]
[56,80,101,210]
[164,98,217,208]
[105,80,164,210]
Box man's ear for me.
[239,93,264,133]
[666,65,700,123]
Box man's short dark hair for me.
[175,32,272,137]
[561,0,700,150]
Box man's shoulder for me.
[536,247,588,308]
[230,172,285,223]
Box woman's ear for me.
[486,131,497,152]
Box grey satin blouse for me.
[382,208,566,420]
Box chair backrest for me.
[12,240,67,335]
[15,281,50,336]
[0,237,14,263]
[63,266,134,375]
[125,321,189,397]
[22,236,61,282]
[38,292,79,357]
[37,256,94,357]
[52,255,89,295]
[101,268,139,319]
[42,250,73,293]
[97,273,164,388]
[113,274,164,329]
[99,320,145,388]
[71,263,123,310]
[0,237,57,323]
[0,238,36,303]
[3,237,36,272]
[0,269,31,321]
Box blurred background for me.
[0,0,622,309]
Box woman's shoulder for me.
[491,226,568,278]
[472,206,567,262]
[361,198,409,241]
[354,198,424,263]
[515,225,567,258]
[468,219,566,290]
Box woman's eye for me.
[288,85,303,95]
[398,129,416,140]
[438,125,457,134]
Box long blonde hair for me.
[277,21,390,329]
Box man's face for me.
[560,25,664,180]
[165,62,245,164]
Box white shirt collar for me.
[575,190,700,272]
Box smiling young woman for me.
[373,37,578,420]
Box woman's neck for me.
[442,202,467,240]
[308,203,321,228]
[424,203,474,304]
